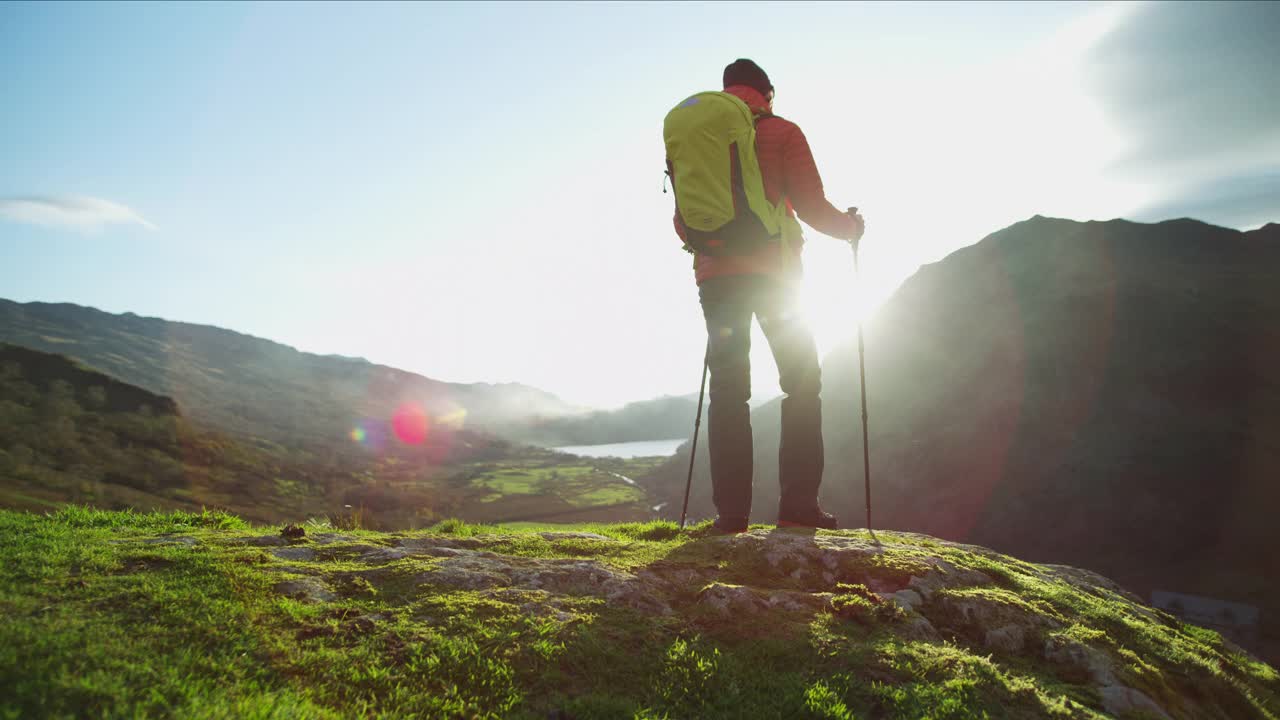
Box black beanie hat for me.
[723,58,773,97]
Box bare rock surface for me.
[269,564,315,576]
[1097,685,1174,720]
[984,624,1026,654]
[1044,635,1118,685]
[358,547,411,563]
[882,589,923,611]
[136,536,199,547]
[273,578,336,602]
[271,547,315,561]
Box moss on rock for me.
[1,508,1276,719]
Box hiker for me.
[665,59,866,533]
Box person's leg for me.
[756,279,826,520]
[699,276,755,523]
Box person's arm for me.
[781,123,860,241]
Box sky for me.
[2,1,1277,410]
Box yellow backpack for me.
[663,91,791,256]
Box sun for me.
[795,240,903,356]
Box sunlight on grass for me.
[1,508,1275,719]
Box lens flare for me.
[349,419,388,451]
[392,403,429,445]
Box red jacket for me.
[673,85,858,285]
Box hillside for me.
[0,342,469,525]
[499,394,699,447]
[645,216,1280,660]
[0,343,179,416]
[2,507,1275,719]
[0,299,578,445]
[0,344,656,527]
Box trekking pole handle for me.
[846,207,861,264]
[847,207,862,239]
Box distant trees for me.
[0,349,198,507]
[85,385,107,410]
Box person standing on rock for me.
[663,59,866,533]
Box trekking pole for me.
[848,207,875,540]
[679,341,710,530]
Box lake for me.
[552,438,687,458]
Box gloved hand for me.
[846,207,866,248]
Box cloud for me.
[1087,1,1280,177]
[1084,1,1280,227]
[0,195,157,232]
[1133,170,1280,231]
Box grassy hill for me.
[1,507,1275,718]
[0,299,578,446]
[0,298,709,450]
[0,343,658,528]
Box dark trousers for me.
[699,274,824,520]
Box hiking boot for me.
[777,508,838,530]
[711,516,750,534]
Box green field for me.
[445,455,658,524]
[473,464,641,506]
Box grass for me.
[468,463,645,508]
[1,509,1276,719]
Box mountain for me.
[645,216,1280,661]
[1249,222,1280,242]
[0,299,578,445]
[3,508,1275,718]
[497,394,700,446]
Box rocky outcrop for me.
[237,526,1278,719]
[65,510,1274,720]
